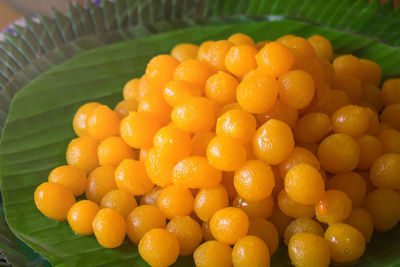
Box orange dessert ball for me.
[255,40,269,50]
[331,105,370,137]
[34,182,76,221]
[364,188,400,232]
[198,40,233,72]
[138,228,180,267]
[269,205,295,238]
[48,165,87,196]
[334,74,362,102]
[370,153,400,189]
[381,78,400,105]
[173,59,213,87]
[92,208,127,248]
[318,89,352,116]
[206,136,247,171]
[278,146,320,178]
[285,163,325,205]
[308,34,333,61]
[157,185,194,219]
[126,205,166,245]
[294,112,331,143]
[66,136,99,173]
[137,89,172,125]
[333,54,364,82]
[344,207,374,243]
[377,129,400,154]
[316,190,352,225]
[289,232,331,267]
[221,171,237,201]
[100,189,137,218]
[193,241,233,267]
[120,111,162,149]
[171,97,215,133]
[86,165,117,204]
[163,80,201,107]
[318,58,335,86]
[140,186,162,206]
[247,218,279,255]
[232,235,270,267]
[202,221,215,241]
[381,103,400,130]
[73,102,100,137]
[283,218,324,246]
[278,190,315,219]
[366,108,380,135]
[87,105,120,140]
[233,196,274,219]
[317,133,360,173]
[153,123,192,160]
[171,43,199,62]
[115,159,154,196]
[360,59,381,86]
[67,200,100,235]
[205,71,238,105]
[236,72,279,114]
[327,172,367,206]
[210,207,249,245]
[228,33,254,46]
[144,148,176,187]
[234,160,275,201]
[361,83,384,112]
[216,109,256,144]
[97,136,135,166]
[324,223,366,264]
[253,119,295,165]
[355,135,383,170]
[123,78,140,101]
[194,184,229,221]
[172,156,222,188]
[166,216,203,256]
[225,45,258,77]
[256,41,295,77]
[256,99,298,129]
[191,131,216,156]
[278,70,315,109]
[279,36,316,65]
[114,99,138,119]
[135,75,150,102]
[145,54,179,88]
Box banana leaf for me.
[1,19,400,266]
[1,0,400,266]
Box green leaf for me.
[1,18,400,266]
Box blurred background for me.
[0,0,86,30]
[1,0,400,32]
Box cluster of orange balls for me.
[34,32,400,267]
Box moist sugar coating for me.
[85,165,117,203]
[92,208,127,248]
[247,218,279,255]
[100,189,138,218]
[324,223,366,264]
[48,165,87,196]
[126,205,166,245]
[283,218,324,245]
[232,235,271,267]
[289,232,330,267]
[34,33,400,266]
[233,195,274,219]
[68,200,100,235]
